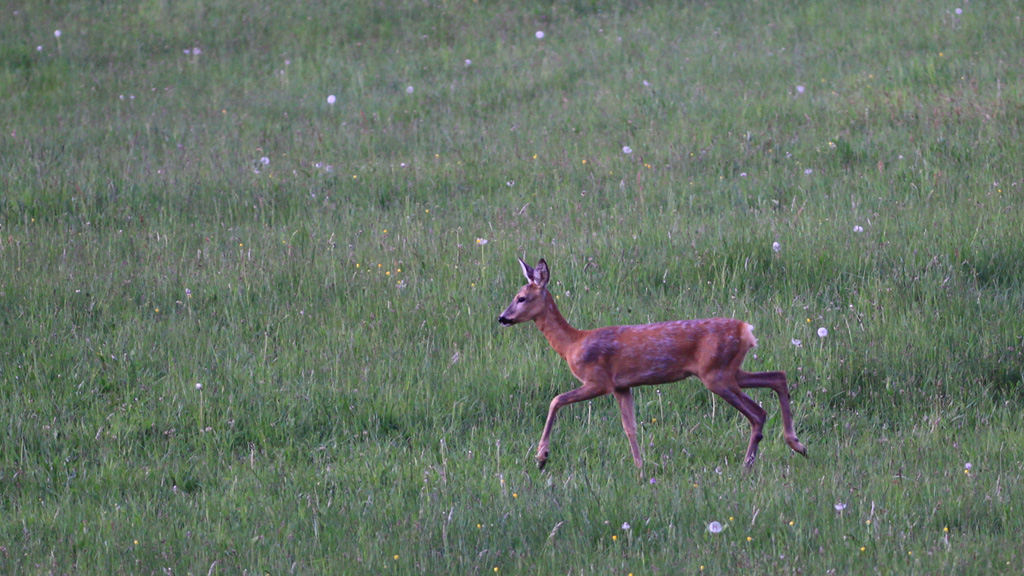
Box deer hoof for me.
[788,438,808,457]
[536,450,549,470]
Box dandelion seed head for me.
[54,30,62,38]
[955,8,963,15]
[327,95,336,105]
[791,339,803,347]
[818,327,829,338]
[804,168,814,175]
[621,522,631,530]
[195,383,203,391]
[465,59,472,66]
[834,503,847,511]
[772,241,781,253]
[796,85,805,94]
[535,30,545,39]
[260,157,270,166]
[707,521,723,534]
[406,86,414,94]
[622,146,633,154]
[853,225,864,233]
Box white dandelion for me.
[772,241,781,253]
[622,146,633,154]
[535,31,545,39]
[817,327,828,338]
[708,521,723,534]
[327,94,336,105]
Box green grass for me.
[2,0,1023,573]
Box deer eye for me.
[517,296,527,303]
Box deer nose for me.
[498,315,513,325]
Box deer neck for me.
[533,291,584,358]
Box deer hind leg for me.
[737,371,808,457]
[613,388,643,470]
[536,383,608,470]
[703,373,768,467]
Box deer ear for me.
[518,258,535,283]
[534,259,550,288]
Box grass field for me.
[2,0,1023,573]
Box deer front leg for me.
[537,383,608,470]
[613,388,643,469]
[704,373,768,467]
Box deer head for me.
[498,258,550,326]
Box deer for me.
[498,258,807,471]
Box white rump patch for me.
[742,323,758,348]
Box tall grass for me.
[2,0,1023,573]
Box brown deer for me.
[498,258,807,470]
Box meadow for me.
[1,0,1023,573]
